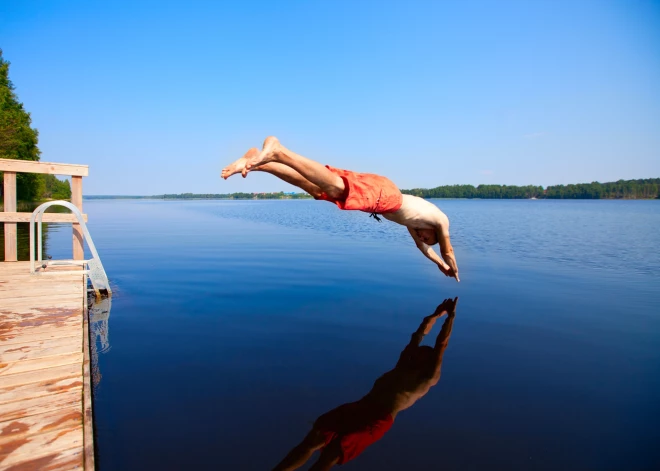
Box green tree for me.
[43,174,71,199]
[0,49,44,201]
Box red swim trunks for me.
[313,399,394,465]
[316,165,403,214]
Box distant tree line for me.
[159,192,313,200]
[402,178,660,199]
[0,49,71,201]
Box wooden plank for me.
[0,283,81,296]
[0,271,82,281]
[0,212,88,223]
[0,446,82,471]
[0,280,81,291]
[0,335,81,363]
[0,352,82,376]
[0,293,82,305]
[82,292,94,471]
[0,272,83,281]
[0,309,80,324]
[0,290,82,301]
[0,276,82,288]
[0,324,80,346]
[0,261,84,270]
[0,375,83,406]
[0,407,82,446]
[71,176,84,261]
[3,171,17,262]
[0,266,85,276]
[0,363,80,389]
[0,301,82,315]
[0,158,88,177]
[0,425,83,467]
[0,388,81,422]
[0,307,81,325]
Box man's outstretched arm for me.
[430,297,458,375]
[407,227,459,282]
[396,309,437,366]
[434,223,459,282]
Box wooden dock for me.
[1,159,94,470]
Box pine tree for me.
[0,49,44,201]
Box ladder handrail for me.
[29,200,111,296]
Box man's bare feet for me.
[221,148,259,179]
[244,136,281,173]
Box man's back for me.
[382,194,449,229]
[364,361,439,417]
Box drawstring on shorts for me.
[370,190,383,222]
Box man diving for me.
[222,137,460,282]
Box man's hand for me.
[434,297,458,318]
[419,315,438,335]
[440,251,460,282]
[437,261,454,279]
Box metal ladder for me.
[30,200,112,296]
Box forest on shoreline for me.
[86,177,660,201]
[402,178,660,199]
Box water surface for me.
[40,199,660,470]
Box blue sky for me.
[1,0,659,195]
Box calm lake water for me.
[33,199,660,470]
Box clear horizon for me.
[82,174,660,197]
[1,0,659,195]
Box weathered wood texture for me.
[0,213,88,224]
[0,261,92,470]
[0,159,88,177]
[3,172,17,262]
[71,177,84,261]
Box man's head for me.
[415,228,438,245]
[407,345,435,367]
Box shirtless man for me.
[272,297,458,470]
[221,137,459,281]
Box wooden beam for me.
[0,212,88,223]
[71,176,84,260]
[0,158,88,176]
[4,171,17,262]
[82,293,95,471]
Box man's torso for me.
[382,194,446,230]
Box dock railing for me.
[0,158,89,261]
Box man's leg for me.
[273,429,327,471]
[245,137,346,200]
[222,148,324,198]
[255,162,323,198]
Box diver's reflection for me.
[273,297,458,471]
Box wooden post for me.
[72,176,84,260]
[3,171,17,262]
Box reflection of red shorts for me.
[315,165,403,214]
[313,399,394,465]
